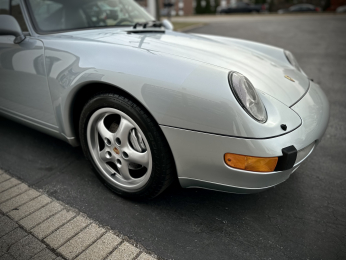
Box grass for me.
[171,22,204,31]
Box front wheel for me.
[79,93,175,199]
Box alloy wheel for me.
[86,108,152,191]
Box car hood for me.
[58,28,309,106]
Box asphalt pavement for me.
[1,14,346,260]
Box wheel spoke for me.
[104,165,116,175]
[127,150,149,167]
[115,117,134,145]
[97,117,113,141]
[118,161,132,180]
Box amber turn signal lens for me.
[224,153,278,172]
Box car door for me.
[0,0,57,130]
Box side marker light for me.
[224,153,278,172]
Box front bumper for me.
[161,81,329,193]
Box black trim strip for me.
[274,146,297,171]
[127,30,165,34]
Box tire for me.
[79,93,175,199]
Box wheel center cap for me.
[113,147,120,155]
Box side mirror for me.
[162,19,174,31]
[0,15,26,44]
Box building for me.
[136,0,195,16]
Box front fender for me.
[42,38,301,142]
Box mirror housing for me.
[162,19,174,31]
[0,15,26,44]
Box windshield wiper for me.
[133,21,163,29]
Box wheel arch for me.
[66,82,154,144]
[65,81,177,176]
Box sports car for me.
[0,0,329,199]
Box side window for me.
[0,0,28,31]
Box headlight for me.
[229,72,267,123]
[284,50,301,72]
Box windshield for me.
[26,0,154,33]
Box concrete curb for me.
[0,169,158,260]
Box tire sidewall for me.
[79,94,165,198]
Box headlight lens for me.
[284,50,301,72]
[229,72,267,123]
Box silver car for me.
[0,0,329,199]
